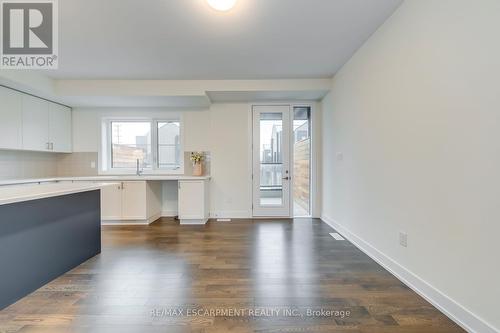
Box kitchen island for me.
[0,182,113,310]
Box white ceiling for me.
[47,0,402,80]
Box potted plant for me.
[190,152,204,176]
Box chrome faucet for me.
[136,159,143,176]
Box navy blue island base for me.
[0,190,101,310]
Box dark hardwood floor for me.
[0,218,464,333]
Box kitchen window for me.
[100,118,183,174]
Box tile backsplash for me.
[57,152,99,177]
[0,150,59,180]
[0,150,211,180]
[57,151,211,177]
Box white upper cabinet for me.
[22,94,49,151]
[49,102,72,153]
[10,91,73,153]
[0,87,23,150]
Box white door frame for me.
[251,102,316,218]
[252,105,291,217]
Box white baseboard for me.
[147,212,162,223]
[321,215,498,333]
[102,212,162,226]
[164,211,251,219]
[101,220,151,226]
[210,210,251,219]
[180,218,208,225]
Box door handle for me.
[282,177,290,180]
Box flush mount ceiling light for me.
[206,0,237,11]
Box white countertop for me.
[0,175,211,187]
[0,182,117,206]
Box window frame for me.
[156,120,183,171]
[100,116,184,175]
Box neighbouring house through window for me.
[101,118,183,174]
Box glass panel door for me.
[252,106,291,217]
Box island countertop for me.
[0,182,116,206]
[0,175,211,187]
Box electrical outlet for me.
[90,161,96,169]
[399,232,408,247]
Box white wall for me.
[321,0,500,332]
[208,103,252,218]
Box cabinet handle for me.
[50,142,54,150]
[46,142,50,150]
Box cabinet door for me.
[49,103,72,153]
[0,87,23,150]
[101,183,123,220]
[121,181,147,220]
[178,181,205,219]
[22,95,49,151]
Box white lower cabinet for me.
[100,182,122,220]
[178,180,209,225]
[100,181,162,224]
[121,181,147,219]
[99,179,208,225]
